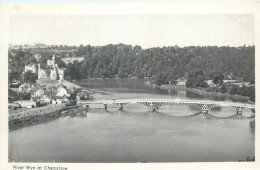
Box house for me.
[176,77,187,86]
[61,57,84,64]
[76,92,89,101]
[206,80,217,88]
[52,95,70,105]
[230,82,253,87]
[19,83,32,93]
[223,80,237,83]
[30,88,45,97]
[9,80,20,88]
[56,85,70,97]
[43,88,71,105]
[16,100,37,108]
[76,89,92,101]
[43,90,54,102]
[51,96,63,104]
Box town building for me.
[15,100,37,108]
[176,77,187,86]
[30,88,45,97]
[19,83,32,93]
[61,57,84,64]
[19,83,41,93]
[38,55,65,81]
[206,80,217,88]
[56,85,70,97]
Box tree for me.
[229,85,239,95]
[8,71,20,84]
[220,84,227,93]
[248,86,255,102]
[66,62,81,80]
[24,70,37,84]
[55,57,66,68]
[186,69,208,88]
[211,72,224,85]
[151,73,167,86]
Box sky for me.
[9,14,254,48]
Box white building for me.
[16,100,37,108]
[56,85,70,97]
[19,83,31,93]
[176,77,187,86]
[61,57,84,64]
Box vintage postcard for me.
[0,2,259,170]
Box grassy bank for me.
[160,84,251,102]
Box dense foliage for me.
[9,44,255,83]
[67,44,254,84]
[24,70,37,84]
[8,89,31,103]
[186,70,208,88]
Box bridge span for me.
[78,98,255,119]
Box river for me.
[9,78,255,162]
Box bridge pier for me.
[148,103,163,111]
[232,106,245,117]
[201,109,208,114]
[138,102,164,111]
[237,110,242,116]
[150,104,159,111]
[118,104,123,110]
[104,104,108,110]
[116,103,126,110]
[185,103,217,113]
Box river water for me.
[9,79,255,162]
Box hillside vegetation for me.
[9,44,255,101]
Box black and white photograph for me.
[1,2,259,169]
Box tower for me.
[47,54,56,67]
[38,64,41,79]
[58,68,65,81]
[52,54,55,66]
[50,68,58,80]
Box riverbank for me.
[61,80,82,89]
[9,104,64,130]
[160,84,252,103]
[8,104,86,130]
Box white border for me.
[0,2,259,170]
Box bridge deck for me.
[78,98,255,109]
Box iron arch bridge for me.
[78,98,255,120]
